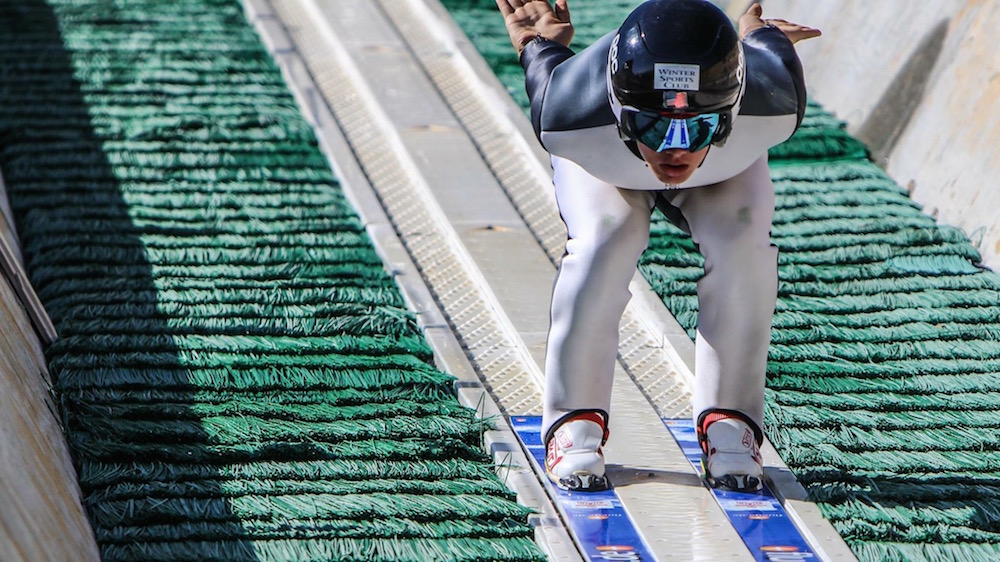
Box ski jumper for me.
[520,26,807,438]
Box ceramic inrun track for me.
[248,0,858,559]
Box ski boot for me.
[544,410,610,492]
[697,409,764,492]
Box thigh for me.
[660,156,775,248]
[552,156,656,245]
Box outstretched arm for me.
[738,2,820,43]
[495,0,574,55]
[738,2,817,130]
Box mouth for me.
[657,162,690,177]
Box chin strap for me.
[624,138,643,160]
[696,144,712,168]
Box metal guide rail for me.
[243,0,858,560]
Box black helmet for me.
[608,0,744,146]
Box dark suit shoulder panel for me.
[740,26,807,126]
[521,38,576,144]
[539,32,618,132]
[741,41,797,116]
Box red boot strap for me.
[695,409,763,455]
[544,409,610,447]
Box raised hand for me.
[738,3,821,44]
[495,0,574,54]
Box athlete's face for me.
[637,144,710,185]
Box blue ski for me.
[511,416,655,561]
[662,418,819,561]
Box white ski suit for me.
[519,26,808,438]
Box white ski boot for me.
[698,410,764,492]
[544,410,610,492]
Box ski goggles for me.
[621,109,722,153]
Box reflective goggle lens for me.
[631,111,721,152]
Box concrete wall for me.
[724,0,1000,270]
[0,173,100,562]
